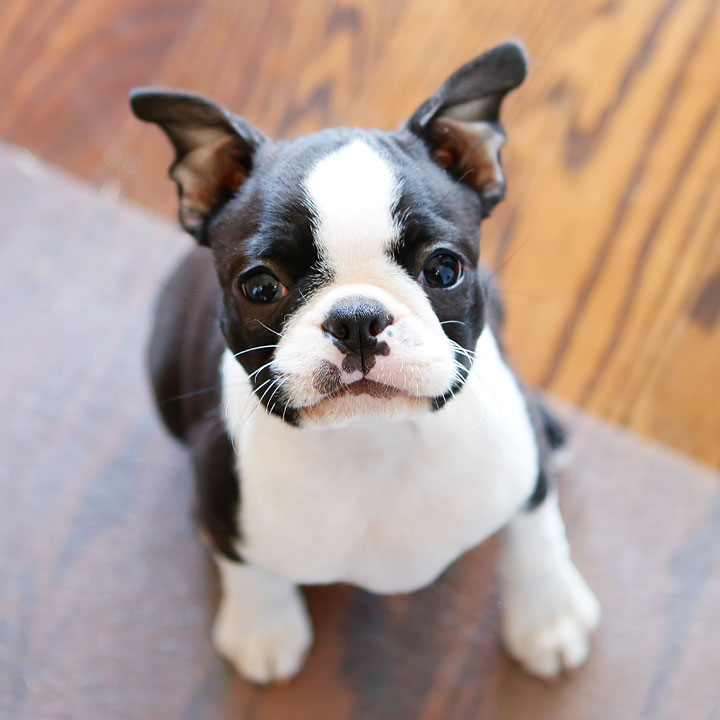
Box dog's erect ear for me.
[406,42,527,216]
[130,89,267,242]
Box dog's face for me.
[131,42,526,427]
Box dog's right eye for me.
[421,251,463,289]
[238,270,288,304]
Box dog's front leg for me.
[499,492,600,677]
[212,557,313,684]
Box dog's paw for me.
[501,562,600,678]
[212,588,313,684]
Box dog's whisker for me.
[159,384,219,404]
[160,376,266,405]
[258,377,282,406]
[449,341,477,361]
[246,376,275,401]
[241,376,281,427]
[233,344,280,358]
[450,340,477,356]
[254,320,282,337]
[268,379,287,415]
[282,396,293,423]
[248,360,275,381]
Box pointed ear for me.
[129,89,267,242]
[406,42,527,216]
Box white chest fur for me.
[222,328,538,594]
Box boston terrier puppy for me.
[130,41,599,684]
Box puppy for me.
[130,41,599,684]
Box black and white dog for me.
[131,42,599,684]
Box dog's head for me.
[131,42,526,428]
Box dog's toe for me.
[515,613,593,677]
[502,563,600,678]
[212,592,312,684]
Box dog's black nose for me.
[323,297,393,374]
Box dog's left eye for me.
[239,270,288,304]
[421,251,463,289]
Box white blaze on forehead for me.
[303,140,400,275]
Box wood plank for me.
[1,143,719,720]
[0,0,199,181]
[0,0,718,465]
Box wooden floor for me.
[1,144,719,720]
[0,0,719,466]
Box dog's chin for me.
[297,379,429,428]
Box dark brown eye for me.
[239,270,287,304]
[421,252,463,289]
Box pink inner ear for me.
[215,143,250,196]
[172,135,250,230]
[433,148,456,169]
[429,116,505,196]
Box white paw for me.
[501,563,600,678]
[212,587,313,684]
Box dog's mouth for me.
[299,377,424,424]
[326,378,401,400]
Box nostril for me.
[322,318,349,341]
[369,313,393,337]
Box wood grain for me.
[1,144,719,719]
[0,0,718,466]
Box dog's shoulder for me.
[148,247,224,440]
[149,248,242,560]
